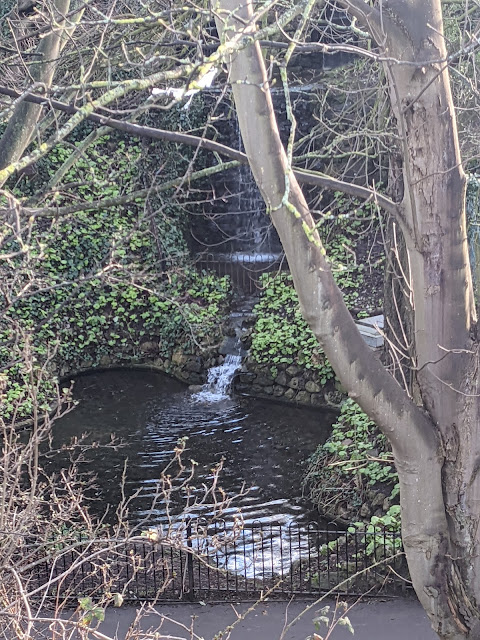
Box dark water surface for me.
[52,370,335,527]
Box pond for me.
[52,369,335,530]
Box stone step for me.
[356,314,384,330]
[355,315,384,349]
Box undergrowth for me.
[250,273,335,383]
[303,399,400,530]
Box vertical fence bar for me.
[152,546,158,596]
[296,524,302,589]
[364,527,369,591]
[354,527,359,589]
[279,524,285,595]
[325,525,331,590]
[252,525,257,593]
[233,529,239,593]
[344,526,349,591]
[169,545,176,595]
[196,529,202,595]
[215,521,221,593]
[225,525,230,594]
[288,524,294,593]
[241,526,247,596]
[143,543,148,599]
[306,524,312,594]
[269,522,274,582]
[186,523,194,601]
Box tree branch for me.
[4,161,240,218]
[0,86,401,217]
[0,86,248,162]
[295,169,401,218]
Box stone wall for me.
[234,357,343,408]
[54,319,339,408]
[57,343,222,388]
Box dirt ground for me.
[93,596,438,639]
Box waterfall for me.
[191,354,242,403]
[229,120,281,256]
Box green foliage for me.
[317,191,385,310]
[0,366,57,421]
[311,502,404,589]
[250,273,335,383]
[1,129,230,421]
[78,597,105,626]
[303,399,399,521]
[320,399,397,487]
[249,193,382,377]
[349,505,402,554]
[311,603,354,638]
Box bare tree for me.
[212,1,480,638]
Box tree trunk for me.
[0,0,71,182]
[371,2,480,632]
[215,0,480,637]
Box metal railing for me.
[29,521,408,602]
[195,252,288,294]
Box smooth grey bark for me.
[0,0,71,183]
[215,1,480,638]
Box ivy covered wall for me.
[1,108,232,422]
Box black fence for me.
[196,252,288,294]
[29,521,409,603]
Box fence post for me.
[186,522,195,601]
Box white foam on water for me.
[191,354,242,403]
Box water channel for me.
[53,369,335,528]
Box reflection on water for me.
[52,370,335,530]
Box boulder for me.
[371,492,386,508]
[172,351,187,366]
[140,341,159,354]
[288,377,304,390]
[185,357,202,373]
[286,365,301,376]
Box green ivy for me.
[317,191,385,310]
[303,399,399,520]
[250,273,335,383]
[1,124,230,421]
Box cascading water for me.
[227,120,282,256]
[191,353,242,403]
